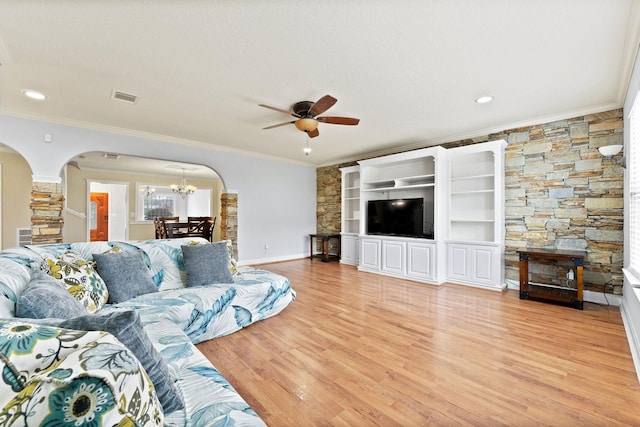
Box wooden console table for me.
[309,234,341,262]
[518,248,586,310]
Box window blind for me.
[629,94,640,278]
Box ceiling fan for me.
[259,94,360,138]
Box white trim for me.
[64,208,86,219]
[621,297,640,382]
[87,180,130,241]
[624,267,640,286]
[239,253,307,266]
[32,175,61,184]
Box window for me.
[629,96,640,277]
[136,184,211,221]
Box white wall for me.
[0,114,317,262]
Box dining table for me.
[164,222,206,238]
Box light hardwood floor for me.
[197,259,640,426]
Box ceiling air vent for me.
[111,90,138,104]
[103,153,120,160]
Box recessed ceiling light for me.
[21,89,46,100]
[475,95,494,104]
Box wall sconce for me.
[598,144,625,168]
[598,145,623,157]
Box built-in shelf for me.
[341,165,362,261]
[362,183,435,192]
[362,174,435,192]
[450,219,494,223]
[451,173,494,181]
[451,189,494,195]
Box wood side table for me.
[518,248,585,310]
[309,234,341,262]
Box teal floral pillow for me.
[0,320,163,426]
[43,251,109,313]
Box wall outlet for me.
[567,269,575,281]
[264,243,269,251]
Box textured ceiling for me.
[0,0,638,167]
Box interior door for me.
[90,192,109,241]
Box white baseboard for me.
[239,253,307,266]
[621,298,640,382]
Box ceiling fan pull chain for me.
[304,135,312,156]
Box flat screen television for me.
[367,198,429,238]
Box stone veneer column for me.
[30,182,64,244]
[220,193,238,258]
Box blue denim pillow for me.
[181,242,233,287]
[16,270,88,319]
[59,310,184,413]
[93,250,157,303]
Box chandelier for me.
[170,168,197,198]
[139,185,156,198]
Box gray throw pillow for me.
[16,270,88,319]
[93,250,158,303]
[182,242,233,287]
[58,310,184,413]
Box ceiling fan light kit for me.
[260,94,360,139]
[295,118,319,132]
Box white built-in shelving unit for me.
[356,146,446,283]
[445,140,506,289]
[340,166,360,265]
[343,140,506,289]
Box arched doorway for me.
[65,153,224,242]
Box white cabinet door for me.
[447,242,502,288]
[470,245,498,286]
[447,243,470,282]
[340,234,359,265]
[407,241,435,280]
[360,238,381,271]
[382,240,405,275]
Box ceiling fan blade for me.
[259,104,299,117]
[308,128,320,138]
[317,116,360,126]
[263,121,295,130]
[309,95,337,116]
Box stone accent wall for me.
[30,182,64,244]
[318,108,624,295]
[220,193,238,258]
[499,110,623,294]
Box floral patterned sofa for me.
[0,237,296,426]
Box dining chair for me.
[187,216,216,241]
[156,216,179,239]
